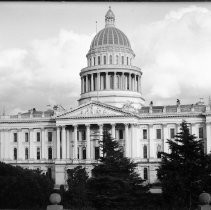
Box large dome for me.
[90,27,131,49]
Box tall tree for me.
[87,130,149,209]
[157,121,210,209]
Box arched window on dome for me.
[104,55,106,65]
[109,55,112,64]
[127,57,129,65]
[110,75,114,89]
[143,145,147,159]
[116,55,119,65]
[122,56,124,65]
[98,56,101,65]
[157,144,162,159]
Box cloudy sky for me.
[0,2,211,114]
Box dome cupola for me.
[105,6,115,27]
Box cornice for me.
[0,118,56,124]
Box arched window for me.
[98,56,101,65]
[82,147,86,159]
[48,147,52,160]
[143,145,147,158]
[25,148,29,160]
[14,148,17,160]
[110,75,114,89]
[144,168,148,180]
[116,55,119,64]
[109,55,112,64]
[122,56,124,65]
[157,145,162,158]
[104,55,106,64]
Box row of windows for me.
[13,147,52,160]
[89,55,131,66]
[13,132,53,143]
[142,127,204,139]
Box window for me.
[170,128,175,139]
[82,130,86,141]
[110,75,114,89]
[119,130,123,139]
[144,168,148,180]
[143,129,147,139]
[116,55,119,64]
[156,129,161,139]
[95,147,100,160]
[199,127,203,139]
[109,55,112,64]
[127,57,129,65]
[104,55,106,64]
[25,148,29,160]
[143,145,147,158]
[89,58,91,66]
[14,148,17,160]
[82,147,86,159]
[122,56,124,64]
[117,76,120,89]
[48,147,52,160]
[47,168,52,179]
[37,147,40,160]
[25,133,29,142]
[98,56,100,65]
[37,132,40,142]
[48,132,52,142]
[60,146,62,159]
[157,145,161,158]
[14,133,17,142]
[77,147,80,159]
[94,57,96,66]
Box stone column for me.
[86,124,91,159]
[56,127,60,159]
[91,74,94,91]
[29,129,34,160]
[111,123,116,139]
[114,72,117,90]
[74,125,78,159]
[41,128,45,159]
[81,77,83,94]
[106,72,109,90]
[86,75,89,92]
[163,124,169,153]
[61,126,66,159]
[99,124,103,157]
[206,123,211,154]
[66,128,70,159]
[97,73,100,91]
[129,73,131,90]
[125,124,129,157]
[149,125,154,158]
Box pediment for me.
[57,101,133,119]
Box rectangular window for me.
[37,147,40,160]
[144,168,148,180]
[104,55,106,65]
[14,133,17,142]
[48,147,52,160]
[48,132,52,142]
[156,129,161,139]
[143,145,147,158]
[98,56,100,65]
[143,129,147,139]
[122,56,124,65]
[14,148,17,160]
[95,147,100,160]
[199,127,203,139]
[37,132,40,142]
[82,147,86,160]
[77,147,80,159]
[119,130,123,139]
[25,148,28,160]
[25,133,29,142]
[170,128,175,139]
[82,130,86,141]
[127,57,129,65]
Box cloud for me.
[132,5,211,105]
[0,30,92,114]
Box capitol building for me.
[0,7,211,186]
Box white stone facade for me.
[0,8,211,186]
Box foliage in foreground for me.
[0,162,54,208]
[157,121,211,209]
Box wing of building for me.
[0,7,211,186]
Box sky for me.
[0,2,211,114]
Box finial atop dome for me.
[105,6,115,27]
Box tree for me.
[0,162,54,208]
[87,130,149,209]
[64,166,89,208]
[157,121,210,209]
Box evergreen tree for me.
[87,130,149,209]
[157,121,210,209]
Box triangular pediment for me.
[57,101,134,119]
